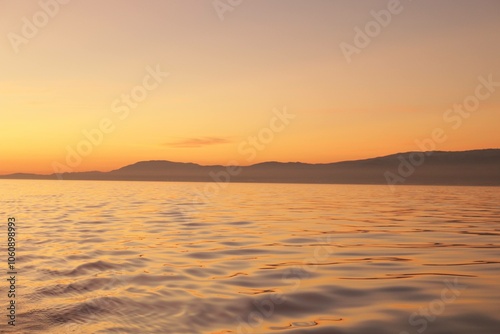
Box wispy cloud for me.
[164,137,233,148]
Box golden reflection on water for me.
[0,180,499,333]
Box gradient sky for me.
[1,0,500,174]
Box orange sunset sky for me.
[1,0,500,175]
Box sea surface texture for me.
[1,180,499,334]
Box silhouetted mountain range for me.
[1,149,499,186]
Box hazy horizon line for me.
[2,147,498,177]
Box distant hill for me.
[1,149,499,186]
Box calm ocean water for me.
[0,180,499,334]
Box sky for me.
[1,0,500,174]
